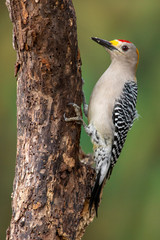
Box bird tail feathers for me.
[89,165,113,217]
[89,171,103,217]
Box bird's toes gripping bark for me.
[64,103,84,125]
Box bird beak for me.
[91,37,117,51]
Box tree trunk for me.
[6,0,95,239]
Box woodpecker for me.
[65,37,139,216]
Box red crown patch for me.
[118,39,132,43]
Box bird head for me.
[91,37,139,71]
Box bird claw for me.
[64,103,83,124]
[63,113,69,122]
[68,103,81,118]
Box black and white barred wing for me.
[111,81,138,167]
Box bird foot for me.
[64,103,83,124]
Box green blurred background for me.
[1,0,160,239]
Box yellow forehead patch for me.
[109,39,120,46]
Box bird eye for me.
[122,45,129,51]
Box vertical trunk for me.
[6,0,95,239]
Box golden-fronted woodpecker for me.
[65,37,139,216]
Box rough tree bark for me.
[6,0,96,239]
